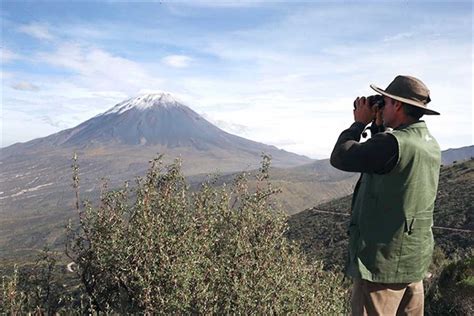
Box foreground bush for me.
[425,252,474,315]
[65,155,347,314]
[0,249,89,314]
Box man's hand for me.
[374,106,383,126]
[353,97,376,125]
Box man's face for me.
[382,96,397,128]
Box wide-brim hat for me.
[370,75,440,115]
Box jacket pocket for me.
[398,217,434,275]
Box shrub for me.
[425,251,474,315]
[0,248,89,314]
[66,155,347,314]
[1,266,26,314]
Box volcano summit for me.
[58,93,226,148]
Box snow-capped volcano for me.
[103,93,184,115]
[1,92,311,168]
[49,92,220,147]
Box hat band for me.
[386,89,431,105]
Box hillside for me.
[287,158,474,269]
[189,158,358,215]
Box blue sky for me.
[1,0,472,158]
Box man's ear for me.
[394,100,403,111]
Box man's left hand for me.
[353,97,376,125]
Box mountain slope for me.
[188,158,358,215]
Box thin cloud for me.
[1,48,21,63]
[200,113,250,135]
[18,22,55,40]
[37,43,164,94]
[11,82,40,91]
[162,55,193,68]
[40,115,69,129]
[169,0,268,9]
[1,109,61,147]
[383,32,414,42]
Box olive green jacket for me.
[346,122,441,283]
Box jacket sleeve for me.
[330,122,398,174]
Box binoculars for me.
[353,95,385,109]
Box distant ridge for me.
[441,145,473,165]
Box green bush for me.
[425,251,474,315]
[64,155,347,314]
[0,248,89,314]
[1,266,26,314]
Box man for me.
[330,75,441,315]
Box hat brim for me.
[370,84,440,115]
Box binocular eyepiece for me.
[353,95,385,109]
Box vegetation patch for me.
[1,155,348,314]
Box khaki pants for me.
[351,279,424,316]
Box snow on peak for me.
[103,92,185,115]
